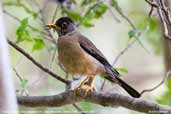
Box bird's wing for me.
[78,34,110,66]
[78,34,119,75]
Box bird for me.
[46,17,141,98]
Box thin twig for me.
[108,6,121,23]
[159,0,171,25]
[149,6,154,16]
[157,0,171,39]
[148,0,154,16]
[29,71,44,89]
[112,39,137,65]
[145,0,171,25]
[109,1,144,65]
[13,68,23,82]
[145,0,159,8]
[140,70,171,95]
[72,104,87,114]
[49,48,57,69]
[100,79,106,91]
[113,6,136,29]
[51,5,59,23]
[13,67,28,95]
[31,0,56,43]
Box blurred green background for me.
[2,0,171,114]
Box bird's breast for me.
[57,37,104,75]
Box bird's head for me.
[46,17,76,36]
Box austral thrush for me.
[47,17,140,98]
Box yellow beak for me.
[46,24,60,30]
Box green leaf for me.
[21,79,29,89]
[156,90,171,105]
[32,38,45,51]
[87,2,108,19]
[80,102,94,111]
[20,18,28,28]
[62,8,83,22]
[128,29,150,53]
[128,29,139,39]
[16,18,32,43]
[81,21,94,28]
[111,0,121,12]
[19,111,25,114]
[167,79,171,92]
[16,89,20,93]
[115,67,128,74]
[148,18,157,31]
[79,2,108,28]
[133,15,161,54]
[156,79,171,105]
[81,0,95,6]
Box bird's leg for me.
[83,76,96,97]
[73,76,90,95]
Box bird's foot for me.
[82,86,94,97]
[73,87,82,96]
[72,86,94,97]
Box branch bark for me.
[17,90,171,113]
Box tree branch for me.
[17,90,171,113]
[145,0,171,39]
[7,39,70,85]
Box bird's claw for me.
[73,87,81,96]
[73,86,94,97]
[82,86,93,97]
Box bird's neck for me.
[59,30,79,37]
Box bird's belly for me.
[58,43,104,75]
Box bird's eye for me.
[62,22,67,28]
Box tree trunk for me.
[0,2,18,114]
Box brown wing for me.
[78,35,108,63]
[78,34,119,76]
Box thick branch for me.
[18,90,171,113]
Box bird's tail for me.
[104,66,141,98]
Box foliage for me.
[156,79,171,105]
[21,79,29,89]
[79,102,94,111]
[32,38,45,51]
[62,1,108,28]
[134,16,162,54]
[81,0,95,6]
[16,18,45,51]
[111,0,121,12]
[115,67,128,74]
[16,18,32,43]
